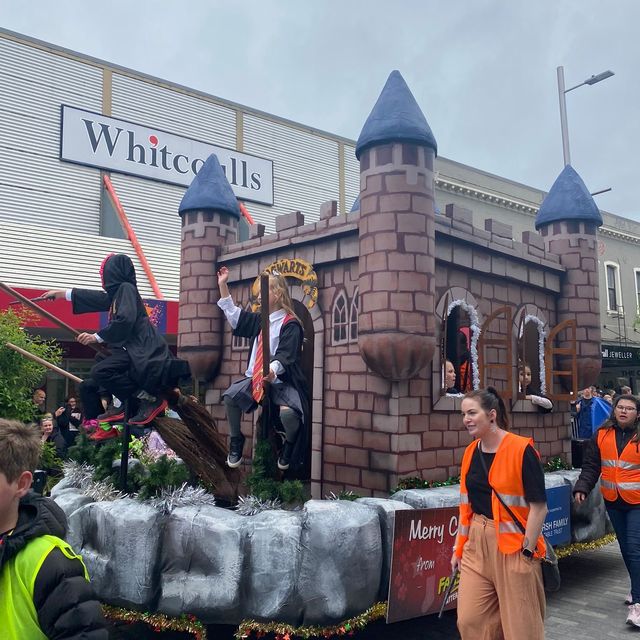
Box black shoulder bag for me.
[477,443,561,592]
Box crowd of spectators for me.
[30,388,84,461]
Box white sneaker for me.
[626,603,640,627]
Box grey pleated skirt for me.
[222,376,304,421]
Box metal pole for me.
[557,66,571,166]
[119,400,130,492]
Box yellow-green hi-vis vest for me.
[0,534,89,640]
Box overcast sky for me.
[1,1,638,218]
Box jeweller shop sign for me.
[60,105,274,205]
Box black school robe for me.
[233,309,309,472]
[71,254,190,394]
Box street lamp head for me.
[584,70,615,85]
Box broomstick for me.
[258,274,272,442]
[0,281,108,356]
[156,394,241,500]
[8,342,238,495]
[6,342,83,383]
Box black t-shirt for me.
[466,444,547,518]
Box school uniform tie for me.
[252,331,264,403]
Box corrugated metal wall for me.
[109,73,241,245]
[0,37,103,234]
[1,221,180,299]
[109,173,184,246]
[0,32,357,293]
[243,114,341,232]
[343,143,359,212]
[111,73,237,148]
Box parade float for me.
[6,70,613,636]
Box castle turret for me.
[535,164,603,388]
[178,154,240,379]
[355,70,437,380]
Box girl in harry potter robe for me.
[216,266,309,473]
[44,254,190,433]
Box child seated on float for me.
[216,266,309,472]
[444,359,461,395]
[0,419,108,639]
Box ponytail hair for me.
[464,386,509,430]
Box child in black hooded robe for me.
[44,253,190,428]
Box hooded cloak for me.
[71,254,190,394]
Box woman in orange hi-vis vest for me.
[451,387,549,640]
[574,394,640,628]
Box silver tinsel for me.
[84,479,126,502]
[61,461,95,489]
[325,490,358,501]
[235,494,282,516]
[146,483,217,514]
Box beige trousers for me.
[457,513,546,640]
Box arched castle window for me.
[433,288,483,408]
[332,291,349,345]
[514,306,548,398]
[349,289,359,342]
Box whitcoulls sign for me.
[59,105,274,206]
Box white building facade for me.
[1,27,638,397]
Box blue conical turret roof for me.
[535,165,602,230]
[178,154,240,218]
[350,195,360,213]
[355,70,437,160]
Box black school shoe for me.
[96,404,125,423]
[277,441,295,471]
[129,398,167,425]
[226,435,246,468]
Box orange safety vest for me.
[455,432,547,558]
[597,427,640,504]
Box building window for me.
[517,315,547,397]
[444,303,479,394]
[332,292,348,345]
[605,262,622,314]
[349,289,359,342]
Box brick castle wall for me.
[203,202,575,498]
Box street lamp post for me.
[557,67,615,166]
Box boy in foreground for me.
[0,419,108,639]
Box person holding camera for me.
[54,395,83,448]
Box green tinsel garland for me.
[102,605,207,639]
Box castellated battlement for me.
[218,200,565,292]
[177,71,598,497]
